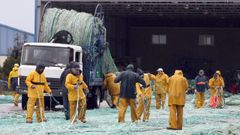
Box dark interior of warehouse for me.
[42,0,240,85]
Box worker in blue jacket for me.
[114,64,146,123]
[195,69,208,108]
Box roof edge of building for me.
[0,23,34,36]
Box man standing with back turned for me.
[114,64,146,123]
[167,70,188,130]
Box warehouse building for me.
[0,23,34,66]
[37,0,240,79]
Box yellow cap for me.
[216,70,221,75]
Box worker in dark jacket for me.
[60,64,72,120]
[114,64,146,123]
[195,69,208,108]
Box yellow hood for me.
[174,70,183,76]
[14,63,19,68]
[105,72,114,78]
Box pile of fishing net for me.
[39,8,118,74]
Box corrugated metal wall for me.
[0,24,34,56]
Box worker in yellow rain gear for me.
[136,69,154,122]
[65,62,89,123]
[149,68,169,109]
[209,72,224,108]
[25,63,52,123]
[8,63,19,106]
[167,70,188,130]
[103,72,120,109]
[114,64,146,123]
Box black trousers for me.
[62,87,69,120]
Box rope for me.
[50,94,52,112]
[71,82,80,124]
[71,87,86,125]
[50,94,61,105]
[37,90,46,130]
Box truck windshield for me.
[21,45,72,66]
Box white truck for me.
[18,42,84,109]
[18,37,108,109]
[17,3,116,110]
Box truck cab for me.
[18,42,82,109]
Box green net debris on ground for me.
[1,94,240,135]
[39,8,118,74]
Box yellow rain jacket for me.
[167,70,188,106]
[208,77,224,96]
[65,73,88,101]
[8,67,18,89]
[136,74,152,97]
[136,73,153,121]
[25,71,52,98]
[103,73,120,96]
[150,72,169,94]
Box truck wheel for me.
[87,87,102,109]
[21,94,28,110]
[45,97,55,110]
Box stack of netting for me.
[39,8,118,74]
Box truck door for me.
[75,52,80,62]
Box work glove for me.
[215,86,221,90]
[86,90,92,97]
[194,89,197,93]
[31,85,36,89]
[140,84,145,90]
[74,85,79,90]
[45,92,51,96]
[139,94,144,99]
[76,81,83,90]
[48,91,52,95]
[78,81,83,85]
[84,89,89,94]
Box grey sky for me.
[0,0,35,33]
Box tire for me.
[44,97,56,110]
[95,87,101,108]
[87,87,102,109]
[21,94,28,110]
